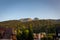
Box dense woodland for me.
[0,19,60,33]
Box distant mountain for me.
[0,19,60,33]
[19,18,32,22]
[0,19,60,28]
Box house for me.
[53,25,60,40]
[0,27,16,40]
[33,33,46,40]
[56,25,60,40]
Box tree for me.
[28,24,34,40]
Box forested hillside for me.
[0,19,60,33]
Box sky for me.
[0,0,60,22]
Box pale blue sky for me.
[0,0,60,22]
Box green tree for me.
[28,24,34,40]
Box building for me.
[56,25,60,40]
[53,25,60,40]
[0,27,16,40]
[33,33,46,40]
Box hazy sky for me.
[0,0,60,22]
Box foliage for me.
[16,25,33,40]
[0,20,60,33]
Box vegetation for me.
[16,25,33,40]
[0,19,60,40]
[0,20,60,33]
